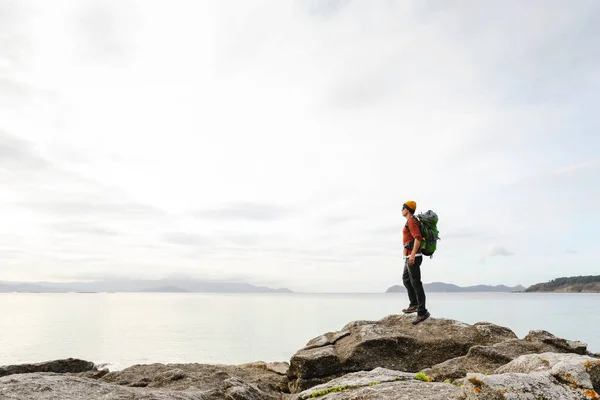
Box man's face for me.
[401,207,407,217]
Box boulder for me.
[423,330,589,382]
[290,367,462,400]
[495,352,600,391]
[287,315,517,393]
[459,353,600,400]
[99,361,288,397]
[0,358,97,378]
[524,330,588,354]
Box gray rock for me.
[99,362,287,397]
[525,330,588,354]
[303,330,351,351]
[0,373,203,400]
[0,358,97,378]
[495,352,600,391]
[297,381,462,400]
[0,372,280,400]
[239,361,289,376]
[290,367,461,400]
[460,372,589,400]
[287,315,517,393]
[423,330,590,382]
[459,353,600,400]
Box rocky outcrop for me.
[287,314,517,393]
[288,352,600,399]
[0,359,288,400]
[0,373,268,400]
[0,362,288,400]
[99,361,289,395]
[459,352,600,399]
[422,329,589,382]
[1,315,598,400]
[525,329,589,354]
[290,367,461,400]
[0,358,96,378]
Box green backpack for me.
[406,210,440,258]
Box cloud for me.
[305,0,353,19]
[0,1,33,104]
[488,245,514,257]
[162,232,208,247]
[0,130,108,191]
[1,1,600,291]
[369,225,403,236]
[319,215,356,227]
[19,200,165,218]
[48,222,120,237]
[190,203,293,222]
[0,250,24,260]
[565,249,578,254]
[219,234,265,247]
[553,159,600,176]
[478,244,514,265]
[0,131,52,172]
[68,0,137,62]
[161,232,273,249]
[442,231,482,239]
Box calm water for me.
[1,292,598,370]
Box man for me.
[401,200,430,324]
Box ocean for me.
[1,292,598,370]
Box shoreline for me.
[2,315,600,399]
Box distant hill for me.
[0,279,293,294]
[386,282,525,293]
[0,283,77,293]
[140,286,189,293]
[524,275,600,293]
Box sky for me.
[1,0,599,293]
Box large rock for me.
[287,315,517,393]
[0,373,265,400]
[0,360,288,400]
[290,367,462,400]
[459,353,600,400]
[495,352,600,391]
[423,330,589,382]
[0,358,96,378]
[524,330,588,354]
[99,361,288,397]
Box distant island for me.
[384,275,600,294]
[0,279,293,294]
[524,275,600,293]
[385,282,525,293]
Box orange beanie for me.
[403,201,417,213]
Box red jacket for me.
[403,217,423,255]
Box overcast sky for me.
[1,0,599,293]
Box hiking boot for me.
[412,311,430,325]
[402,305,418,314]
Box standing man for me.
[401,200,430,324]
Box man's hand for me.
[409,238,421,266]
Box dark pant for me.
[402,256,427,316]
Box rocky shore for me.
[1,314,599,399]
